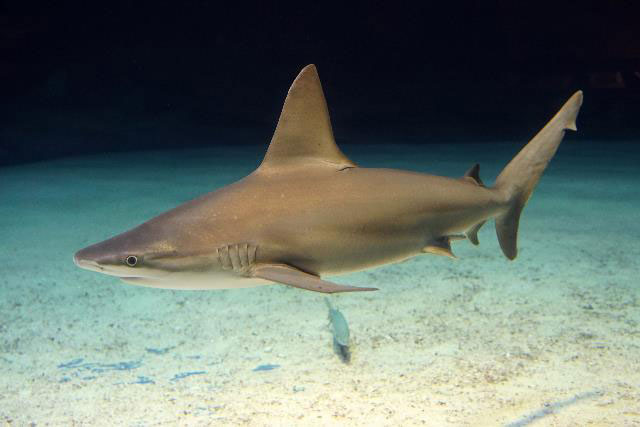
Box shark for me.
[74,64,583,294]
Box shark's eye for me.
[125,255,138,267]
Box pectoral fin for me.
[252,264,378,294]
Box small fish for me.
[326,298,351,363]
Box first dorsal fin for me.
[258,65,356,172]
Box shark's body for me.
[75,65,583,293]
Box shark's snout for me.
[74,248,104,272]
[73,236,173,280]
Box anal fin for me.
[252,264,378,294]
[466,220,487,245]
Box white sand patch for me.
[0,142,638,425]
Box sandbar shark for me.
[74,65,583,293]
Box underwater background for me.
[1,2,639,426]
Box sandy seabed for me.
[1,141,638,426]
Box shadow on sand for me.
[505,390,602,427]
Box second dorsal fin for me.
[462,163,484,186]
[258,65,356,172]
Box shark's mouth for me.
[120,276,152,286]
[74,258,104,272]
[119,273,169,282]
[118,275,187,289]
[119,273,191,286]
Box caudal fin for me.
[493,91,583,260]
